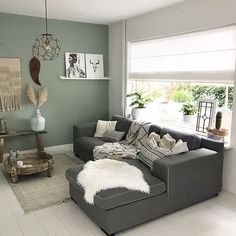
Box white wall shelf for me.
[59,76,110,80]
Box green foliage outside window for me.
[169,89,192,103]
[191,85,234,109]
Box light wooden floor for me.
[0,153,236,236]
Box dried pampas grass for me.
[38,86,48,107]
[26,84,48,108]
[26,85,37,106]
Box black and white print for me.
[65,52,86,78]
[85,54,104,78]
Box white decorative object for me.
[77,159,150,204]
[85,54,104,78]
[17,161,24,168]
[65,52,86,78]
[94,120,117,138]
[31,108,45,131]
[26,85,48,132]
[196,99,217,133]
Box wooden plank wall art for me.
[0,58,22,111]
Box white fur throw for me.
[77,159,150,204]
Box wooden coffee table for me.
[4,152,54,183]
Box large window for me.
[127,26,236,143]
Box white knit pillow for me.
[171,139,189,154]
[94,120,117,138]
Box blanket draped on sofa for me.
[93,121,151,160]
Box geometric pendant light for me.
[33,0,61,60]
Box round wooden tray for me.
[4,152,54,183]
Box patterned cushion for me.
[138,139,171,169]
[138,135,189,169]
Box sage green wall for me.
[0,12,109,151]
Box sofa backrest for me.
[111,116,219,152]
[111,115,133,139]
[149,124,162,135]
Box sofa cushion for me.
[111,115,132,139]
[102,130,125,142]
[160,128,201,151]
[77,137,106,154]
[95,174,166,210]
[66,164,166,210]
[121,159,152,176]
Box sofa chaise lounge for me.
[66,115,224,235]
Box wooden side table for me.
[0,131,47,163]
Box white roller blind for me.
[129,26,236,82]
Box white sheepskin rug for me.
[77,159,150,204]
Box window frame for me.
[125,25,236,147]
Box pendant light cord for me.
[45,0,48,35]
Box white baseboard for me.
[3,143,73,158]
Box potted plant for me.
[182,102,197,123]
[127,91,153,120]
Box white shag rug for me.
[77,159,150,204]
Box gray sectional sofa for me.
[66,115,224,235]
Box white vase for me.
[131,107,146,120]
[31,108,45,131]
[183,114,195,123]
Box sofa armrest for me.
[201,137,224,153]
[73,122,97,157]
[152,148,223,212]
[73,122,97,140]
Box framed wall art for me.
[0,58,22,112]
[65,52,86,78]
[85,54,104,78]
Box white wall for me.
[109,0,236,193]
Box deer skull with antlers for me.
[90,59,100,73]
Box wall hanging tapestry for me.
[0,58,22,112]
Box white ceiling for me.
[0,0,185,24]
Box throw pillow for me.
[159,133,176,150]
[148,132,161,144]
[94,120,117,138]
[102,130,125,142]
[171,139,189,154]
